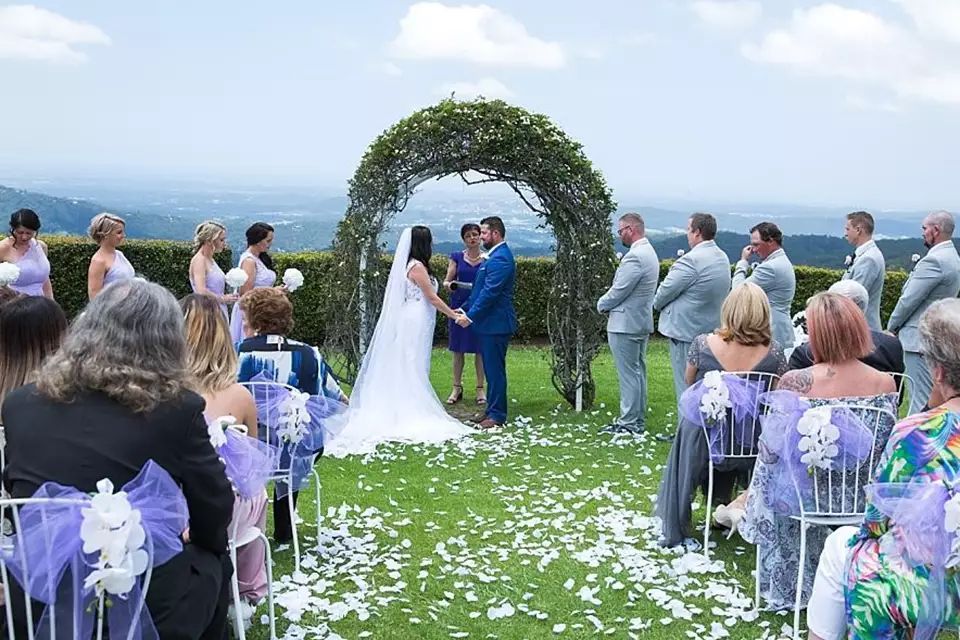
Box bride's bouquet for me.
[283,268,305,292]
[225,267,248,293]
[0,262,20,287]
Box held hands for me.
[453,308,472,327]
[221,293,240,304]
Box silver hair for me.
[919,298,960,394]
[37,278,188,412]
[926,210,956,237]
[619,212,645,232]
[827,280,869,314]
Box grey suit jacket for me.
[597,238,660,335]
[887,240,960,352]
[653,240,731,342]
[733,248,797,348]
[842,240,885,331]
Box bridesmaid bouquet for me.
[0,261,20,287]
[225,267,248,293]
[283,268,305,292]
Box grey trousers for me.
[905,350,933,414]
[608,332,649,431]
[668,338,692,410]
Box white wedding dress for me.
[325,228,475,457]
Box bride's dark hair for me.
[409,225,433,268]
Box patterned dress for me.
[844,407,960,639]
[741,393,898,610]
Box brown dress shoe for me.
[478,418,503,430]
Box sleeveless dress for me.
[656,334,788,548]
[9,239,50,297]
[447,251,481,354]
[229,250,276,344]
[190,259,228,318]
[102,250,135,287]
[325,259,474,457]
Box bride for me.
[325,226,476,456]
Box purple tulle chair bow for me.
[861,481,958,640]
[207,417,280,500]
[679,372,766,463]
[246,373,348,497]
[757,391,874,516]
[1,461,188,640]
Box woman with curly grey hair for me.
[1,278,235,638]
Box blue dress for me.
[448,251,481,354]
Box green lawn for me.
[253,339,795,640]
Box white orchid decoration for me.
[699,371,731,425]
[225,267,248,292]
[283,268,305,292]
[80,479,149,597]
[207,416,232,450]
[945,493,960,569]
[796,407,841,471]
[0,262,20,287]
[792,311,809,345]
[844,254,853,267]
[676,249,685,258]
[278,391,312,444]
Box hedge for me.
[40,237,911,348]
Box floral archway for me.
[326,98,617,409]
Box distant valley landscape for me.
[0,178,933,270]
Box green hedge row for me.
[41,237,911,347]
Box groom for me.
[456,216,517,429]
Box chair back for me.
[239,380,300,475]
[0,496,155,640]
[706,371,781,460]
[792,403,897,518]
[889,372,914,412]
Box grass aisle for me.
[255,339,796,639]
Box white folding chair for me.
[0,496,154,640]
[239,381,322,574]
[889,372,915,416]
[701,371,780,560]
[786,403,896,640]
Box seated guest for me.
[181,293,268,620]
[656,283,788,548]
[738,292,897,611]
[1,279,234,639]
[236,287,346,544]
[788,280,904,374]
[807,298,960,639]
[0,296,66,407]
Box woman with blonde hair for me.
[656,283,788,548]
[189,221,237,317]
[181,292,269,619]
[86,212,134,299]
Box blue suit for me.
[463,243,517,423]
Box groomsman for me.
[887,210,960,414]
[732,221,796,350]
[653,213,731,404]
[842,211,886,331]
[597,213,659,434]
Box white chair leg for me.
[288,486,300,574]
[312,468,322,533]
[703,460,714,558]
[793,522,807,640]
[259,531,277,640]
[754,543,761,611]
[229,542,247,640]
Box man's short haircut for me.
[619,212,645,232]
[750,221,783,245]
[689,213,717,241]
[846,211,875,235]
[480,216,506,238]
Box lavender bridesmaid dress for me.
[102,250,135,287]
[229,250,276,344]
[190,259,229,318]
[9,239,50,297]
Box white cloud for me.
[892,0,960,44]
[436,77,514,100]
[377,61,403,77]
[691,1,762,31]
[843,93,902,113]
[0,5,109,64]
[742,3,960,106]
[390,2,564,69]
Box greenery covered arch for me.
[327,98,617,408]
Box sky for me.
[0,0,959,209]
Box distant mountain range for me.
[0,182,934,269]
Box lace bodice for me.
[405,260,436,302]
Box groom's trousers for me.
[479,333,511,424]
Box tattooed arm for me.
[778,367,814,394]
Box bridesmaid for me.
[229,222,277,343]
[442,222,485,404]
[0,209,53,299]
[189,220,237,317]
[87,213,134,299]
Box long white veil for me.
[326,227,471,457]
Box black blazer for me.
[787,330,906,375]
[2,385,234,554]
